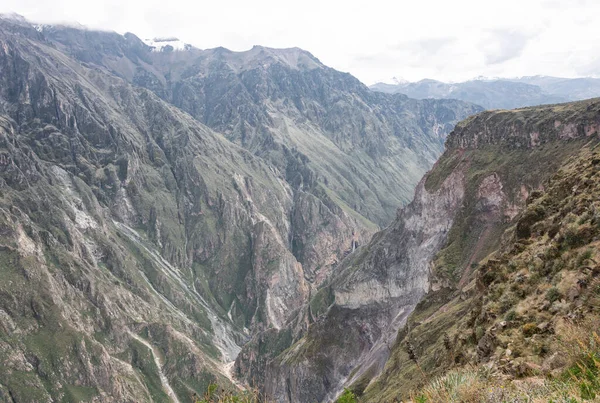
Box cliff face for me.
[256,165,467,403]
[364,99,600,402]
[0,17,303,401]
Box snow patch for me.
[143,37,192,52]
[0,13,28,23]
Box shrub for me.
[522,322,539,337]
[577,249,594,267]
[561,332,600,400]
[336,388,358,403]
[561,223,595,249]
[499,293,518,313]
[195,383,261,403]
[414,394,427,403]
[505,310,517,321]
[418,369,486,403]
[546,287,562,303]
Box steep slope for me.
[369,77,600,110]
[362,99,600,401]
[0,17,311,401]
[245,98,600,403]
[40,24,481,229]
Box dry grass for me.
[409,323,600,403]
[194,383,263,403]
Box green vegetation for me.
[336,388,359,403]
[407,330,600,402]
[129,338,170,402]
[546,286,562,303]
[63,384,100,402]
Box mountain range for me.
[370,76,600,110]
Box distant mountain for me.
[41,25,481,227]
[370,76,600,109]
[514,75,600,100]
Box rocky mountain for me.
[41,26,482,228]
[236,98,600,402]
[370,77,600,110]
[0,14,480,402]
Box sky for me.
[2,0,600,85]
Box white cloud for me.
[480,30,533,65]
[2,0,600,84]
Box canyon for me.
[1,13,599,403]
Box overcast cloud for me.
[2,0,599,84]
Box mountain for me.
[41,26,482,228]
[238,98,600,402]
[370,77,600,110]
[515,75,600,101]
[0,15,480,402]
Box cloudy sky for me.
[2,0,600,84]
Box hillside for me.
[362,99,600,401]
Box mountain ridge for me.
[370,76,600,110]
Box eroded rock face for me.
[362,98,600,402]
[0,17,308,401]
[237,164,467,402]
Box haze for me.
[2,0,599,84]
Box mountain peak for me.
[202,45,324,73]
[0,12,27,23]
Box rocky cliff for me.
[0,16,301,402]
[362,99,600,401]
